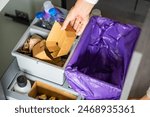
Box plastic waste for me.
[43,0,54,22]
[43,0,54,13]
[35,11,47,27]
[49,8,64,22]
[35,0,64,28]
[65,16,141,100]
[43,0,64,22]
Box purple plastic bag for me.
[65,16,140,100]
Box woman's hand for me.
[61,0,95,35]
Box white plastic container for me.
[14,75,31,94]
[11,26,78,85]
[8,71,82,100]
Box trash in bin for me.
[65,16,141,100]
[32,21,76,61]
[28,81,77,100]
[17,34,43,56]
[17,22,76,67]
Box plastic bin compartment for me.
[28,81,77,100]
[65,16,141,100]
[12,27,76,85]
[8,72,34,94]
[7,71,81,100]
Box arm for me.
[61,0,98,35]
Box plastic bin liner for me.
[65,16,140,100]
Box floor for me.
[0,14,28,78]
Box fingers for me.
[61,9,75,30]
[76,22,83,35]
[73,16,82,30]
[61,7,79,30]
[61,16,70,30]
[70,16,86,35]
[70,20,75,27]
[76,23,87,36]
[61,10,89,36]
[76,17,89,36]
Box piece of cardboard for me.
[28,81,77,100]
[46,21,76,58]
[32,40,60,61]
[32,21,76,61]
[32,40,49,60]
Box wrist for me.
[84,0,99,4]
[74,0,95,16]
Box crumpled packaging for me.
[17,34,42,56]
[32,21,76,64]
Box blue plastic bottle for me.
[35,11,47,27]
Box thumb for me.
[61,10,76,30]
[61,16,70,30]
